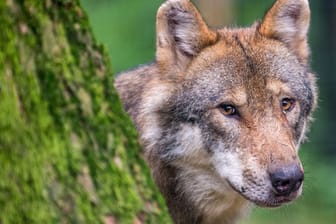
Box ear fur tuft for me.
[167,4,202,56]
[156,0,217,69]
[258,0,311,63]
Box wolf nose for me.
[270,165,304,196]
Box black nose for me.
[270,165,304,196]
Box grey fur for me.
[114,0,317,223]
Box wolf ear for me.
[156,0,217,70]
[258,0,311,63]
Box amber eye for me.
[219,104,238,116]
[281,98,295,113]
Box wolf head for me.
[115,0,317,220]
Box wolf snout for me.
[270,165,304,196]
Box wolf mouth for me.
[227,180,297,208]
[254,197,294,208]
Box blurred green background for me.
[80,0,336,223]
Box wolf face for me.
[168,34,314,207]
[115,0,317,223]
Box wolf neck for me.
[152,161,251,224]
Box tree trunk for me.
[0,0,170,223]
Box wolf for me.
[114,0,317,223]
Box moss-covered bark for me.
[0,0,170,223]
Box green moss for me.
[0,0,171,223]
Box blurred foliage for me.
[81,0,336,223]
[80,0,162,74]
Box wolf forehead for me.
[169,31,314,113]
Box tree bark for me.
[0,0,170,223]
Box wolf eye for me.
[281,98,295,113]
[219,104,238,116]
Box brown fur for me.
[115,0,317,223]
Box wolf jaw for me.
[114,0,317,223]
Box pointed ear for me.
[156,0,217,70]
[258,0,311,63]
